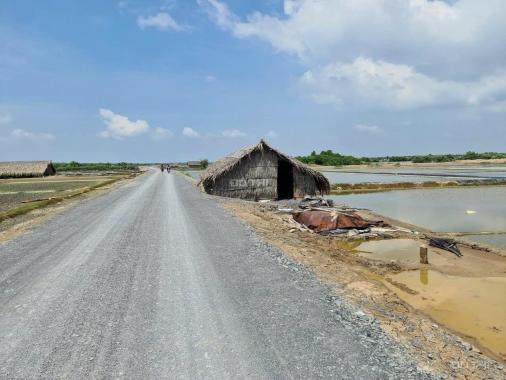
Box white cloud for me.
[198,0,237,30]
[222,129,245,138]
[182,127,200,138]
[354,124,381,134]
[151,127,173,140]
[300,57,506,110]
[202,0,506,73]
[0,113,12,125]
[137,12,185,31]
[265,130,277,139]
[11,128,54,140]
[205,75,216,82]
[99,108,150,139]
[200,1,506,110]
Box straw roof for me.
[0,161,56,178]
[198,140,330,193]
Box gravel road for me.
[0,170,434,379]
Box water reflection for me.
[419,268,429,285]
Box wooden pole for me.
[420,245,429,264]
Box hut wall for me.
[293,168,320,197]
[209,150,278,199]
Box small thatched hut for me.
[187,161,202,169]
[0,161,56,178]
[198,140,329,200]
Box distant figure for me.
[160,164,165,172]
[166,165,171,173]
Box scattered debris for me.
[427,237,463,257]
[299,196,334,209]
[293,209,387,233]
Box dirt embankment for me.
[312,158,506,171]
[223,199,506,379]
[330,179,506,194]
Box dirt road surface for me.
[0,170,433,379]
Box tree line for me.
[296,150,506,166]
[53,161,140,172]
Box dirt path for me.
[0,170,434,379]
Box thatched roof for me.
[0,161,55,178]
[198,140,330,193]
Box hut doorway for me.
[277,159,294,199]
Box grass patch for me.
[0,199,59,223]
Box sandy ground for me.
[222,199,506,379]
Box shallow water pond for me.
[321,165,506,184]
[386,270,506,360]
[356,239,425,263]
[462,234,506,249]
[321,171,469,184]
[330,187,506,234]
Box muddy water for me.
[356,239,424,263]
[386,270,506,361]
[354,239,506,359]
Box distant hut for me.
[187,161,202,169]
[198,140,329,200]
[0,161,56,178]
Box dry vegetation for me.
[0,174,134,223]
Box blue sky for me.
[1,0,505,162]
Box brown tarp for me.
[293,210,386,233]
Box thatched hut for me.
[0,161,56,178]
[198,140,329,200]
[187,161,202,169]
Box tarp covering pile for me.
[293,209,386,233]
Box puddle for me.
[356,239,425,263]
[386,270,506,361]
